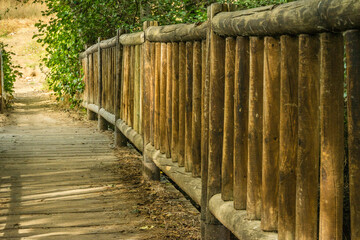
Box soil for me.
[0,20,201,239]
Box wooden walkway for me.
[0,93,149,239]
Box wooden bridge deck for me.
[0,93,149,239]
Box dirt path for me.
[0,21,200,240]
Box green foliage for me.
[0,42,22,99]
[33,0,294,106]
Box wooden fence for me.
[79,0,360,239]
[0,50,4,113]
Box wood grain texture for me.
[171,42,180,162]
[145,22,208,42]
[247,37,263,220]
[278,35,298,240]
[319,33,344,240]
[212,0,360,37]
[345,30,360,240]
[185,42,193,172]
[165,43,172,158]
[191,41,202,177]
[262,36,280,231]
[142,41,152,145]
[233,36,249,210]
[154,42,161,149]
[296,34,320,240]
[160,43,167,154]
[178,42,186,167]
[221,37,235,201]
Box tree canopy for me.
[33,0,294,106]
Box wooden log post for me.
[247,37,264,220]
[278,35,298,240]
[221,37,235,201]
[154,42,161,150]
[185,41,193,172]
[98,37,108,131]
[178,42,186,167]
[115,29,127,147]
[129,46,135,127]
[319,33,344,240]
[200,38,209,239]
[0,50,3,113]
[262,36,280,231]
[160,43,167,154]
[165,43,172,158]
[171,42,179,162]
[205,3,234,240]
[86,53,96,120]
[345,30,360,240]
[233,36,249,210]
[142,21,160,181]
[134,45,141,133]
[296,34,320,240]
[191,41,202,177]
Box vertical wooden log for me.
[165,43,172,158]
[171,42,180,162]
[319,33,344,240]
[129,46,135,127]
[296,34,320,240]
[200,38,209,238]
[221,37,236,201]
[247,37,264,220]
[124,46,131,125]
[98,38,107,131]
[233,36,249,210]
[87,53,96,120]
[185,41,193,172]
[115,29,127,147]
[345,30,360,240]
[150,41,156,146]
[160,42,167,154]
[134,45,141,133]
[178,42,186,167]
[142,21,160,181]
[154,42,161,150]
[0,50,3,113]
[139,45,143,135]
[262,36,280,231]
[192,41,202,177]
[207,4,226,226]
[278,35,298,240]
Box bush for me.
[0,42,22,102]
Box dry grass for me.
[0,0,48,37]
[0,0,46,20]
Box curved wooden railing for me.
[80,0,360,239]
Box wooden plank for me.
[191,41,202,177]
[185,41,193,172]
[233,36,249,210]
[345,30,360,240]
[278,35,298,240]
[221,37,235,201]
[165,43,172,158]
[247,37,263,220]
[178,42,186,167]
[171,42,179,162]
[319,32,344,240]
[296,34,320,240]
[160,43,167,154]
[262,36,280,231]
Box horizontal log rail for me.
[212,0,360,37]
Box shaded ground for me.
[0,18,200,240]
